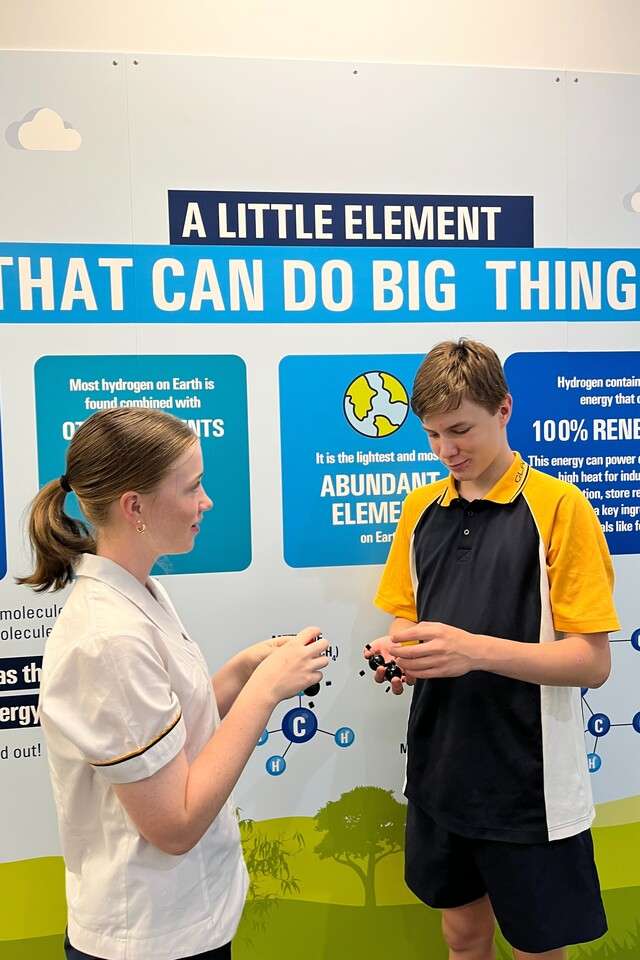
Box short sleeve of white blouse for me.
[42,626,186,784]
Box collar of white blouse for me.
[74,553,194,644]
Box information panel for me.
[280,354,446,567]
[34,354,251,574]
[507,351,640,555]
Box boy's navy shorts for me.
[405,801,607,954]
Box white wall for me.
[0,0,639,74]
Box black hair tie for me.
[59,475,72,493]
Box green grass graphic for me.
[1,805,639,958]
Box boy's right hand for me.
[254,626,329,703]
[363,635,414,695]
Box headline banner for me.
[168,191,534,247]
[1,244,638,323]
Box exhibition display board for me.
[0,53,638,958]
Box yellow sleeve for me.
[547,486,620,635]
[373,490,427,621]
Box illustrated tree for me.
[238,815,305,935]
[313,786,406,908]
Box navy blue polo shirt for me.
[375,453,619,843]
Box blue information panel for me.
[34,355,251,575]
[0,409,5,580]
[279,355,446,568]
[506,351,640,556]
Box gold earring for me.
[135,520,146,534]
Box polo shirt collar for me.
[75,553,182,638]
[439,451,530,507]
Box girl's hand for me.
[253,627,329,704]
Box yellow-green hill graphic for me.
[593,794,640,828]
[2,792,639,959]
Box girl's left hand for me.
[245,635,296,673]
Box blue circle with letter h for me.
[587,753,601,773]
[266,755,287,776]
[334,726,355,748]
[632,712,640,734]
[631,629,640,653]
[282,707,318,744]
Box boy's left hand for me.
[390,622,481,679]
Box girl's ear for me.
[118,491,143,528]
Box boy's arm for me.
[475,630,610,687]
[390,622,611,688]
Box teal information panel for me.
[34,355,251,575]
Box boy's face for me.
[421,395,512,483]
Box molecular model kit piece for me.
[358,643,403,691]
[256,634,355,776]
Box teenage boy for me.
[368,339,619,960]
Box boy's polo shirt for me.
[39,554,248,960]
[375,453,620,844]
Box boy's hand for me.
[363,636,416,695]
[390,622,480,679]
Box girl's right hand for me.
[253,626,329,703]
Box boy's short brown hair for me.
[411,338,509,421]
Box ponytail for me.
[18,478,95,592]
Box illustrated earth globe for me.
[343,371,409,438]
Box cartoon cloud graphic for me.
[16,107,81,151]
[622,184,640,214]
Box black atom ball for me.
[384,663,402,681]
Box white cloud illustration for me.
[17,107,81,151]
